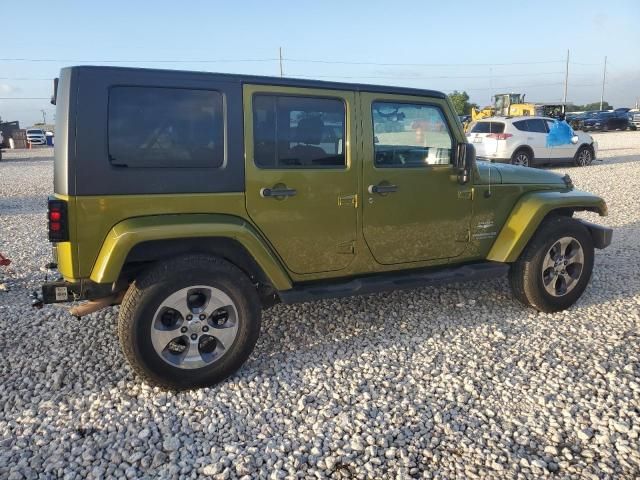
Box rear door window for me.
[526,119,547,133]
[470,122,505,134]
[108,86,225,168]
[253,95,346,169]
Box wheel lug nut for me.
[199,314,206,320]
[191,333,197,340]
[186,314,193,321]
[181,327,188,333]
[202,326,209,332]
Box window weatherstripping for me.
[253,94,346,169]
[372,101,453,167]
[108,86,225,169]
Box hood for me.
[476,161,566,185]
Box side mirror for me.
[456,142,475,184]
[571,135,579,144]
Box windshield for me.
[27,129,44,134]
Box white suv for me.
[26,129,47,145]
[467,116,597,167]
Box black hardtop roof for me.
[65,65,447,99]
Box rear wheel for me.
[574,146,593,167]
[511,149,532,167]
[509,216,594,312]
[118,255,261,390]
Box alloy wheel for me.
[150,285,239,369]
[513,153,529,167]
[577,148,592,166]
[541,237,585,297]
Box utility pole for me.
[600,56,607,111]
[562,49,569,107]
[279,47,283,78]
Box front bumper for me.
[579,220,612,249]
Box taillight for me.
[48,199,69,242]
[487,133,513,140]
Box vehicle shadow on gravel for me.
[572,220,640,309]
[0,196,48,215]
[543,153,640,169]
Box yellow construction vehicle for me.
[467,93,565,130]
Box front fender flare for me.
[487,189,608,263]
[89,214,292,290]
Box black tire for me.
[509,216,594,313]
[574,145,594,167]
[118,254,261,390]
[511,148,532,167]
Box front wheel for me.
[574,146,594,167]
[509,216,594,313]
[118,255,262,390]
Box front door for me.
[244,85,358,275]
[545,119,578,160]
[360,93,472,265]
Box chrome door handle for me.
[368,184,398,194]
[260,187,297,198]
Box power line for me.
[0,56,567,67]
[289,71,566,80]
[0,57,278,64]
[284,58,565,67]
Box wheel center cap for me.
[189,320,203,332]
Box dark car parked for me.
[582,111,631,131]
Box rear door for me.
[243,85,358,275]
[361,93,472,264]
[525,119,551,161]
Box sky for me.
[1,0,638,127]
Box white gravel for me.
[1,134,639,479]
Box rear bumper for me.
[42,279,113,304]
[579,220,612,249]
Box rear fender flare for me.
[487,190,607,263]
[89,214,292,290]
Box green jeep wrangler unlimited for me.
[43,66,612,389]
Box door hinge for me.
[458,189,473,200]
[338,193,358,208]
[336,241,355,255]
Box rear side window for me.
[108,86,224,168]
[372,102,452,167]
[253,94,346,169]
[512,120,529,131]
[470,122,505,134]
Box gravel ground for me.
[1,133,639,479]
